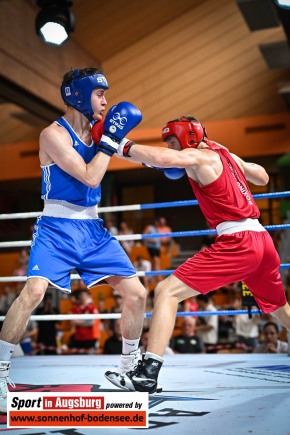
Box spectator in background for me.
[13,248,30,277]
[183,296,198,313]
[104,219,118,236]
[70,289,100,352]
[233,298,261,352]
[67,290,81,349]
[133,255,152,291]
[103,318,122,355]
[98,299,107,314]
[19,320,38,355]
[140,327,174,355]
[118,221,135,256]
[156,217,172,249]
[143,220,162,282]
[143,293,154,329]
[35,293,60,355]
[254,321,288,354]
[218,313,236,345]
[109,293,123,331]
[170,317,205,354]
[195,294,219,352]
[0,286,16,315]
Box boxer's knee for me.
[18,279,48,310]
[121,278,147,309]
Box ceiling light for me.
[35,0,75,46]
[275,0,290,8]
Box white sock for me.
[122,337,140,355]
[144,351,164,363]
[0,340,15,362]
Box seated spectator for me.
[133,255,152,291]
[143,293,154,329]
[142,220,162,282]
[109,293,123,331]
[156,217,173,249]
[103,318,122,355]
[170,317,205,354]
[233,298,261,352]
[199,223,215,251]
[67,290,81,348]
[36,293,60,355]
[0,285,16,315]
[218,313,236,344]
[97,298,110,336]
[195,294,219,352]
[98,299,107,314]
[13,248,30,277]
[19,319,38,355]
[105,219,118,236]
[183,296,198,313]
[118,221,135,256]
[140,327,174,355]
[69,289,100,352]
[254,322,288,354]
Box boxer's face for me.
[165,136,181,151]
[91,88,107,121]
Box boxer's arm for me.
[230,153,269,186]
[119,142,198,168]
[117,142,186,179]
[40,124,112,188]
[40,102,142,188]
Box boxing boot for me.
[105,353,163,394]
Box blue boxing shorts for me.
[27,216,136,293]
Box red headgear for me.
[161,116,207,149]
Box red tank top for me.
[188,141,260,228]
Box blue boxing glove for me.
[141,163,185,180]
[98,102,142,156]
[164,168,186,180]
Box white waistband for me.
[216,218,265,236]
[42,200,99,220]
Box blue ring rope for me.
[140,223,290,239]
[140,190,290,210]
[0,191,289,221]
[142,263,290,277]
[144,309,261,318]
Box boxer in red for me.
[105,115,290,393]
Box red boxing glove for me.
[91,119,105,144]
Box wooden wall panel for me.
[73,0,203,61]
[0,0,101,111]
[103,0,289,128]
[1,112,290,181]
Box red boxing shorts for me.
[173,230,286,313]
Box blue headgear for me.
[61,69,109,121]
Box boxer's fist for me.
[117,137,135,157]
[99,102,142,156]
[91,119,104,144]
[164,168,186,180]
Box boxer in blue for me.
[0,68,145,412]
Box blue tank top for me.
[41,117,101,207]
